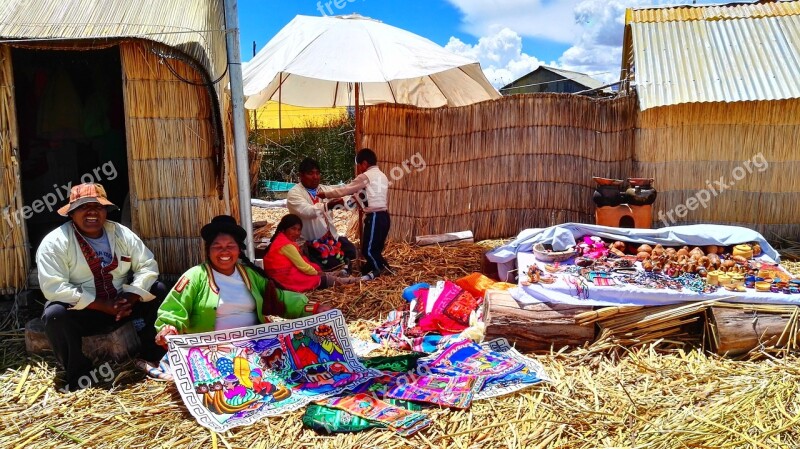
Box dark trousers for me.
[362,211,391,275]
[42,281,168,391]
[306,236,358,272]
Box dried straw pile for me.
[3,241,800,448]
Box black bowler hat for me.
[200,215,247,244]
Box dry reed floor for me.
[2,241,800,448]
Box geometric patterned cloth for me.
[166,309,381,432]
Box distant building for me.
[499,66,612,97]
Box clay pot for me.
[612,241,627,252]
[722,259,736,269]
[643,259,653,271]
[707,253,721,268]
[592,177,624,207]
[636,251,650,261]
[690,247,705,259]
[665,247,677,257]
[705,245,720,255]
[652,244,665,257]
[752,243,762,257]
[637,244,653,254]
[699,256,710,269]
[623,178,657,206]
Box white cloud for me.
[447,0,723,87]
[445,28,545,88]
[445,0,582,44]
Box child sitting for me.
[263,215,369,292]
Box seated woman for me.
[263,214,369,293]
[141,215,330,381]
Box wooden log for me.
[484,289,595,352]
[708,306,799,356]
[415,230,474,247]
[25,318,141,363]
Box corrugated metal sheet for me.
[630,1,800,23]
[631,14,800,110]
[0,0,227,80]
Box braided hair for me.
[266,214,303,253]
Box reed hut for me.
[0,1,242,294]
[620,1,800,240]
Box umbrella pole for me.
[355,83,364,245]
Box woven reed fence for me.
[121,42,238,278]
[361,94,638,241]
[637,100,800,241]
[0,45,27,294]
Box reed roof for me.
[0,0,227,80]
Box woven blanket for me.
[166,310,381,432]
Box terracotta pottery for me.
[690,247,705,259]
[705,245,720,254]
[636,251,650,261]
[752,243,762,257]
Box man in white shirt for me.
[286,158,357,272]
[37,183,167,391]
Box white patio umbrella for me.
[242,14,500,111]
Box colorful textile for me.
[302,398,424,434]
[166,309,381,432]
[455,272,515,299]
[416,281,478,334]
[473,339,550,399]
[420,339,525,382]
[384,372,485,409]
[316,393,430,436]
[413,338,549,401]
[371,309,462,353]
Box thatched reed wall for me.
[636,100,800,241]
[361,94,638,241]
[121,41,238,279]
[0,46,27,294]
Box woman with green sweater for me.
[142,215,329,380]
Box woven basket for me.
[533,243,576,263]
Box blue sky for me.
[238,0,719,87]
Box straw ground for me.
[2,227,800,448]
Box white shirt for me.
[36,221,159,309]
[286,183,339,242]
[213,269,258,331]
[324,166,389,213]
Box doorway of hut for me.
[11,47,129,262]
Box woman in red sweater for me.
[263,215,368,292]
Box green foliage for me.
[251,115,356,192]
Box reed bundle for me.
[0,45,27,293]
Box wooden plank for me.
[709,306,798,356]
[415,231,474,247]
[484,289,595,352]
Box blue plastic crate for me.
[261,180,296,192]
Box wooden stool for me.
[595,204,652,228]
[25,318,141,363]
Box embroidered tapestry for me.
[166,310,382,432]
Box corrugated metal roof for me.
[544,66,607,90]
[0,0,227,80]
[629,5,800,110]
[630,1,800,23]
